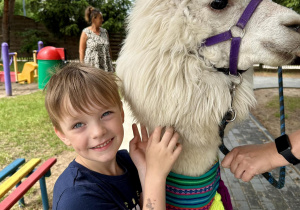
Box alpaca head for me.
[117,0,300,175]
[196,0,300,70]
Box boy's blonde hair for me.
[45,63,122,132]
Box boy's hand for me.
[146,127,182,179]
[129,124,149,171]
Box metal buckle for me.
[229,72,243,86]
[229,25,245,38]
[225,108,237,122]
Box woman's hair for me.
[44,63,122,132]
[84,6,102,24]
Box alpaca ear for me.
[54,127,71,146]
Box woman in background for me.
[79,6,114,72]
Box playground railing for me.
[0,158,57,210]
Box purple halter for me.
[202,0,262,76]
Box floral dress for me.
[83,27,113,72]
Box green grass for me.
[267,96,300,118]
[0,91,71,168]
[0,61,30,72]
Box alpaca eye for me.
[210,0,228,10]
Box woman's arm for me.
[289,129,300,160]
[222,129,300,182]
[79,31,87,63]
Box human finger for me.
[229,158,240,175]
[160,127,175,146]
[172,143,182,161]
[140,124,149,142]
[221,151,235,168]
[130,124,141,148]
[233,164,246,180]
[167,132,180,151]
[241,171,255,182]
[132,124,141,141]
[150,126,163,144]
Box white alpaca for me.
[117,0,300,208]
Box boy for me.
[45,63,182,209]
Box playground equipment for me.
[1,41,43,96]
[0,52,18,83]
[37,46,65,89]
[1,42,13,96]
[0,158,57,210]
[17,62,38,84]
[1,41,66,95]
[3,52,39,84]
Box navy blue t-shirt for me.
[52,150,142,210]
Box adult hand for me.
[221,142,286,182]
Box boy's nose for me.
[91,123,107,139]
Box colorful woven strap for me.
[166,161,220,210]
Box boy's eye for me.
[73,123,84,129]
[102,111,112,118]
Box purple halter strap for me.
[202,0,262,76]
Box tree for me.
[2,0,15,45]
[0,0,36,19]
[90,0,132,33]
[22,0,132,38]
[273,0,300,14]
[36,0,89,37]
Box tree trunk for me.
[2,0,15,46]
[9,0,16,24]
[2,0,9,45]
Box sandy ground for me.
[251,88,300,138]
[0,82,40,98]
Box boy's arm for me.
[130,125,182,209]
[143,127,182,209]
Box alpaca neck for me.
[171,141,220,177]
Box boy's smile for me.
[90,137,113,151]
[55,101,125,175]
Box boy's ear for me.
[54,127,71,146]
[121,104,125,124]
[122,108,125,123]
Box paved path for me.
[220,76,300,210]
[220,116,300,210]
[121,108,300,210]
[121,75,300,210]
[254,76,300,90]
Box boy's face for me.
[55,101,124,169]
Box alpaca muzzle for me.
[202,0,262,76]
